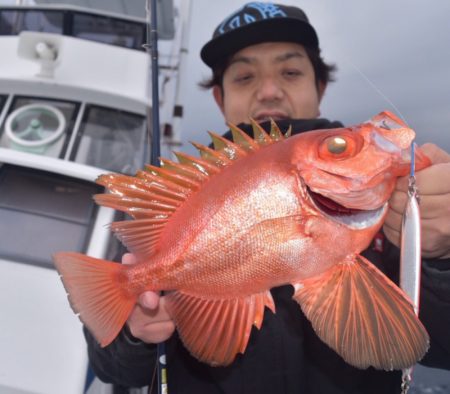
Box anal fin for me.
[292,254,429,370]
[165,290,275,366]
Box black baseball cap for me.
[200,2,319,69]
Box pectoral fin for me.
[292,254,429,370]
[165,290,275,366]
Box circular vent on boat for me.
[5,104,66,152]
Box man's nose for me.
[255,77,284,101]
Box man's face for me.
[213,42,325,125]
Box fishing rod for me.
[146,0,161,164]
[144,1,168,393]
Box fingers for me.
[386,189,407,217]
[122,253,137,265]
[415,163,450,195]
[127,296,175,343]
[138,291,160,310]
[388,189,449,220]
[128,319,175,344]
[420,143,450,164]
[383,209,401,248]
[383,211,450,258]
[384,194,450,258]
[121,252,176,343]
[394,164,450,196]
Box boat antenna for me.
[144,1,168,394]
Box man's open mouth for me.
[307,188,387,229]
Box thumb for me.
[122,253,137,265]
[138,291,160,310]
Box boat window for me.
[0,96,79,158]
[0,9,63,35]
[0,164,101,269]
[72,13,145,50]
[0,95,6,114]
[71,105,147,174]
[0,8,146,51]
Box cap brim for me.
[201,18,319,68]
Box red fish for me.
[54,111,431,370]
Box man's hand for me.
[383,143,450,259]
[122,253,176,343]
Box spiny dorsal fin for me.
[269,119,285,141]
[285,124,292,138]
[160,158,207,182]
[190,142,233,167]
[145,164,201,190]
[208,131,248,161]
[97,174,182,207]
[174,151,221,176]
[95,120,291,258]
[229,123,260,152]
[250,118,272,145]
[135,170,190,199]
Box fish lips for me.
[307,188,388,229]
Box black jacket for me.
[85,118,450,393]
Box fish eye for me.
[318,133,363,160]
[327,136,347,154]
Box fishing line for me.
[339,56,409,126]
[342,56,419,181]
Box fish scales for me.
[54,111,432,370]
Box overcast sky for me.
[1,0,448,155]
[172,0,450,157]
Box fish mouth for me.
[307,188,387,229]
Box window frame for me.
[0,7,146,51]
[0,164,102,269]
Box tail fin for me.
[53,252,137,347]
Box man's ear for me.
[213,85,225,114]
[318,82,327,102]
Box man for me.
[85,3,450,393]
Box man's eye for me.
[283,70,301,78]
[235,74,253,83]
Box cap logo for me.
[217,2,287,35]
